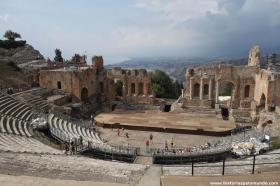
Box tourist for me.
[149,133,153,142]
[117,128,120,136]
[146,139,150,149]
[71,141,75,155]
[125,132,129,139]
[79,136,83,148]
[171,138,174,149]
[65,143,69,155]
[165,140,168,150]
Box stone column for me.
[122,82,127,100]
[190,78,193,100]
[143,82,148,96]
[127,82,131,96]
[215,80,220,103]
[200,78,204,100]
[135,81,139,95]
[209,78,212,100]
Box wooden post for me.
[192,162,194,176]
[252,155,256,174]
[222,158,225,175]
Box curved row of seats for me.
[13,93,49,111]
[0,94,33,122]
[0,114,32,137]
[48,114,102,145]
[0,93,63,155]
[0,133,63,154]
[48,114,137,156]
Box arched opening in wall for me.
[81,87,88,102]
[111,104,117,111]
[131,83,135,94]
[138,82,144,95]
[221,106,229,120]
[193,83,200,98]
[203,84,209,96]
[100,82,104,93]
[259,93,266,110]
[219,81,234,104]
[244,85,250,98]
[160,104,171,112]
[57,81,62,89]
[114,80,123,99]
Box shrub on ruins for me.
[54,48,63,63]
[71,53,81,63]
[4,30,21,41]
[0,30,26,49]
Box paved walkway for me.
[137,166,161,186]
[0,174,126,186]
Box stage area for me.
[95,109,236,135]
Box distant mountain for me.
[106,57,249,82]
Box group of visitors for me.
[117,127,129,139]
[64,136,84,155]
[145,133,154,148]
[156,141,220,155]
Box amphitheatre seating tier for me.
[48,114,137,162]
[0,94,33,122]
[0,115,32,137]
[0,152,147,184]
[48,114,102,145]
[0,133,63,154]
[12,90,49,111]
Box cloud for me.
[1,0,280,60]
[127,0,280,57]
[0,14,10,23]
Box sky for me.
[1,0,280,64]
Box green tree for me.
[173,80,183,98]
[71,53,81,63]
[152,83,165,98]
[150,69,179,99]
[3,30,21,41]
[54,48,63,62]
[114,80,123,97]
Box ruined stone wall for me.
[106,67,152,103]
[183,64,258,109]
[39,56,152,104]
[39,67,99,101]
[254,70,280,109]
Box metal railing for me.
[162,152,280,176]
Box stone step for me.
[134,156,153,165]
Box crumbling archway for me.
[114,80,123,97]
[244,85,250,98]
[57,81,62,89]
[219,81,234,103]
[203,84,209,96]
[193,83,200,98]
[259,93,266,110]
[81,87,88,102]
